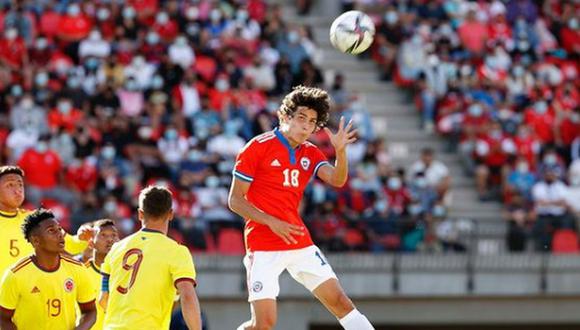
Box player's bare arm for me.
[0,308,16,330]
[317,116,358,187]
[76,301,97,330]
[228,178,305,245]
[99,291,109,312]
[176,280,202,330]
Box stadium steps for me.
[284,3,506,247]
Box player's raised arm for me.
[228,177,305,245]
[317,116,358,187]
[176,280,202,330]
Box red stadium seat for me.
[216,228,245,255]
[552,229,580,254]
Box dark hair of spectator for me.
[279,85,330,129]
[22,209,56,242]
[0,166,24,180]
[138,186,173,219]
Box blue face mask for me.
[165,130,178,140]
[468,105,483,117]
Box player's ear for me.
[137,209,144,222]
[166,210,174,222]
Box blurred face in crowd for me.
[0,174,25,210]
[280,107,318,145]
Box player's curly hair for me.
[22,209,56,242]
[139,186,173,218]
[279,85,330,129]
[0,165,24,180]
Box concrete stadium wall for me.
[193,254,580,329]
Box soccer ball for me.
[329,11,375,55]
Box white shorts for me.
[243,245,337,302]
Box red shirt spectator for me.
[248,0,267,23]
[476,131,513,167]
[524,103,555,144]
[0,31,27,69]
[557,112,580,146]
[488,14,512,44]
[18,146,62,189]
[39,8,61,38]
[48,101,84,133]
[65,159,98,193]
[153,13,179,42]
[384,177,411,215]
[57,10,92,42]
[458,13,488,54]
[560,22,580,54]
[128,0,158,20]
[513,127,541,167]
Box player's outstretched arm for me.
[76,301,97,330]
[228,178,305,245]
[177,281,202,330]
[0,308,16,330]
[318,116,358,187]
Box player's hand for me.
[76,223,95,241]
[324,116,357,152]
[268,219,305,245]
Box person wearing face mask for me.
[207,122,246,159]
[10,95,49,135]
[531,167,572,251]
[505,157,536,201]
[523,100,555,144]
[58,4,91,42]
[47,98,83,133]
[153,11,179,41]
[276,28,309,74]
[376,8,404,81]
[118,78,145,117]
[560,17,580,55]
[16,135,78,211]
[0,28,28,69]
[566,160,580,217]
[474,121,514,200]
[537,149,565,180]
[169,35,195,69]
[384,176,412,216]
[409,172,438,217]
[157,127,189,172]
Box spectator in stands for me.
[566,160,580,217]
[532,167,572,251]
[409,148,451,200]
[457,8,488,55]
[505,157,536,202]
[504,193,534,252]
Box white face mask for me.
[67,4,81,16]
[97,8,110,21]
[36,142,49,153]
[5,29,17,40]
[516,162,529,173]
[58,101,72,114]
[36,38,48,49]
[388,177,402,190]
[156,12,169,24]
[205,176,220,188]
[89,30,101,41]
[122,7,136,19]
[215,79,229,91]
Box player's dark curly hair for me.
[279,85,330,129]
[22,209,56,242]
[139,186,173,218]
[0,165,24,180]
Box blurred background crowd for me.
[0,0,578,254]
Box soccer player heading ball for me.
[229,86,374,330]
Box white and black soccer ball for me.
[329,10,375,55]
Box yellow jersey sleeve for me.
[76,265,96,304]
[0,270,19,310]
[169,246,196,286]
[64,234,89,255]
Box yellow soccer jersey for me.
[85,260,105,330]
[0,209,89,276]
[0,255,96,330]
[101,228,196,330]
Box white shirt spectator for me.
[207,132,246,159]
[567,160,580,213]
[124,56,156,90]
[244,63,275,91]
[78,31,111,59]
[409,160,450,188]
[178,83,201,118]
[532,180,569,216]
[157,133,189,165]
[259,44,280,67]
[6,128,39,162]
[169,36,195,69]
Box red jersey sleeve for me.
[233,139,262,182]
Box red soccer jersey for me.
[233,129,329,252]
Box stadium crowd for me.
[0,0,459,255]
[363,0,579,252]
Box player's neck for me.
[32,252,60,272]
[279,129,301,149]
[93,252,106,268]
[142,221,168,235]
[0,202,18,214]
